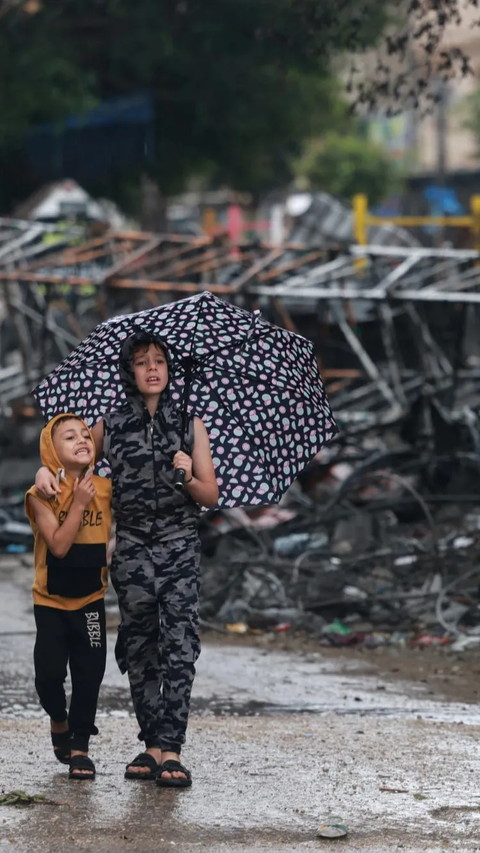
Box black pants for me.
[33,601,107,752]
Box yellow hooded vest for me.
[25,414,112,611]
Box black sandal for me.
[69,754,95,780]
[51,730,71,765]
[124,752,160,780]
[156,760,192,788]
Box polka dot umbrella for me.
[33,291,338,508]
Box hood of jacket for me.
[118,332,172,421]
[39,413,94,482]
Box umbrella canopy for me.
[33,291,337,508]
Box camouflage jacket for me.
[103,336,200,542]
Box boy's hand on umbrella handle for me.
[72,471,96,509]
[173,451,193,482]
[35,468,62,500]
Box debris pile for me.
[2,216,480,648]
[1,219,479,426]
[198,423,480,648]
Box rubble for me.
[197,410,480,646]
[2,212,480,649]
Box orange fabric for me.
[25,413,112,611]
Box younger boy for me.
[26,414,111,780]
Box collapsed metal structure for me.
[3,219,480,642]
[1,218,480,442]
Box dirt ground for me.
[236,630,480,706]
[2,555,480,853]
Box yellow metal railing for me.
[352,193,480,268]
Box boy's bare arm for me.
[91,419,104,463]
[174,417,218,508]
[29,474,96,558]
[35,419,104,498]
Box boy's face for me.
[132,344,168,398]
[52,419,94,469]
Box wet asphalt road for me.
[2,555,480,853]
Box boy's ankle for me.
[50,719,69,734]
[70,735,90,753]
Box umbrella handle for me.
[173,468,186,491]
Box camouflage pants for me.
[110,531,201,753]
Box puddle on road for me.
[1,627,480,726]
[2,681,480,728]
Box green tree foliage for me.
[0,6,94,147]
[0,0,389,202]
[0,0,475,204]
[300,132,402,206]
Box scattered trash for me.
[450,634,480,652]
[0,790,64,807]
[5,544,27,554]
[409,635,451,648]
[322,621,351,636]
[273,532,328,558]
[226,623,249,634]
[379,787,409,794]
[198,424,480,644]
[453,537,475,550]
[316,815,348,839]
[394,555,418,567]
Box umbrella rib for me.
[196,368,268,470]
[196,359,324,402]
[188,324,296,364]
[194,364,331,496]
[195,367,322,495]
[188,325,270,362]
